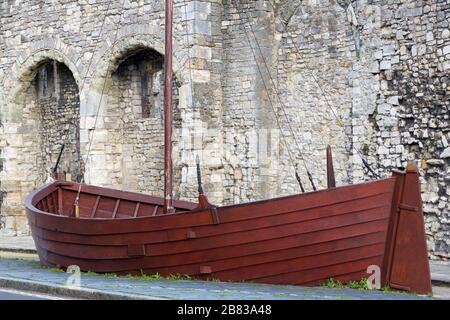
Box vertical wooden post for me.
[164,0,175,214]
[380,168,405,287]
[382,162,432,294]
[74,204,80,218]
[52,144,66,180]
[326,145,336,188]
[57,188,63,215]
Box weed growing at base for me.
[322,278,417,295]
[45,266,192,281]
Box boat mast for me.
[164,0,175,214]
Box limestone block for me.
[443,45,450,56]
[192,70,210,83]
[380,60,391,70]
[440,148,450,158]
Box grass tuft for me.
[44,266,191,281]
[322,278,421,295]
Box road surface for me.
[0,288,65,300]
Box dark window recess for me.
[38,63,57,99]
[141,74,152,118]
[115,49,164,119]
[38,66,48,97]
[0,191,5,206]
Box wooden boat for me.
[25,0,432,294]
[26,162,432,294]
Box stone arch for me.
[2,46,82,104]
[0,49,82,235]
[79,34,185,196]
[88,33,184,93]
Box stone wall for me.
[0,0,449,260]
[219,0,449,259]
[356,0,450,259]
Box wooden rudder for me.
[384,163,432,294]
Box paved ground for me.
[429,261,450,286]
[0,235,36,253]
[0,235,448,299]
[0,258,432,300]
[432,286,450,299]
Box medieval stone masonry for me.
[0,0,449,260]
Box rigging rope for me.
[73,0,128,211]
[265,0,380,179]
[53,0,115,179]
[183,0,214,196]
[234,0,316,192]
[182,0,201,161]
[182,0,197,115]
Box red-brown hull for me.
[25,167,432,294]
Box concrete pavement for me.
[1,235,450,285]
[0,236,38,261]
[0,258,432,300]
[0,235,36,253]
[429,261,450,287]
[0,235,447,300]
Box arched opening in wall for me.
[114,49,165,118]
[0,59,81,235]
[107,47,181,196]
[34,60,83,182]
